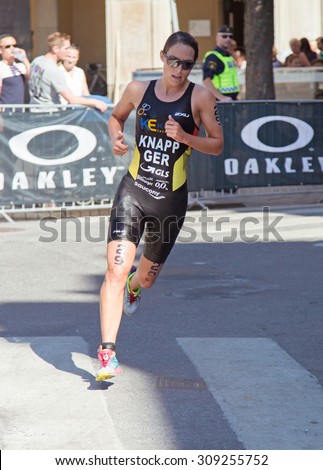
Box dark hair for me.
[69,43,80,51]
[300,37,312,52]
[0,33,14,42]
[300,36,317,62]
[234,46,246,56]
[162,31,199,62]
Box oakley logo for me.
[9,125,97,166]
[241,116,314,153]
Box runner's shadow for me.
[0,300,114,391]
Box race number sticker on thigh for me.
[114,243,126,265]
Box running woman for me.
[96,31,224,381]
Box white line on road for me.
[177,337,323,450]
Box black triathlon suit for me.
[108,79,198,263]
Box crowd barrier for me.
[189,100,323,191]
[134,66,323,100]
[0,101,322,221]
[238,67,323,100]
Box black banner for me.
[0,107,132,205]
[188,101,323,191]
[0,102,322,205]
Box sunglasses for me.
[220,34,233,39]
[163,51,195,70]
[1,44,17,49]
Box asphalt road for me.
[1,204,323,450]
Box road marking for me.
[0,337,123,450]
[177,337,323,449]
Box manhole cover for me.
[156,376,207,391]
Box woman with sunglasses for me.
[0,34,30,105]
[96,31,224,381]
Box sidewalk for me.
[1,185,323,223]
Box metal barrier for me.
[1,101,322,222]
[0,200,113,224]
[134,66,323,100]
[0,104,117,222]
[188,100,323,191]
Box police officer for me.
[203,25,239,101]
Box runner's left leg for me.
[129,254,164,291]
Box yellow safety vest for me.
[203,50,239,94]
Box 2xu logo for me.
[8,125,97,166]
[241,116,314,153]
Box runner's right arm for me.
[108,81,147,156]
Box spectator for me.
[228,38,238,55]
[272,47,282,68]
[233,47,246,70]
[0,33,30,105]
[316,36,323,60]
[58,44,111,106]
[202,24,239,101]
[29,32,107,112]
[284,38,311,67]
[300,37,317,63]
[311,36,323,66]
[58,44,90,99]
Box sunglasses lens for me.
[167,59,179,68]
[182,61,194,70]
[167,59,194,70]
[164,53,194,70]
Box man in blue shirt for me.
[0,34,30,105]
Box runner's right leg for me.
[96,240,136,380]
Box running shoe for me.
[123,266,141,316]
[96,347,122,381]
